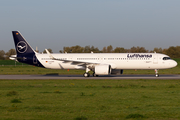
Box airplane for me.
[10,31,177,77]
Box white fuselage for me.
[35,53,177,70]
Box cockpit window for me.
[163,57,171,60]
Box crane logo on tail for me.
[17,41,27,53]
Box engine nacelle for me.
[95,64,111,75]
[111,69,123,75]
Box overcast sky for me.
[1,0,180,53]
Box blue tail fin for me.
[12,31,44,68]
[12,31,35,55]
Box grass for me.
[125,113,145,119]
[0,65,85,75]
[0,60,26,66]
[7,91,18,96]
[0,79,180,119]
[11,98,22,103]
[0,59,179,119]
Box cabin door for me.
[153,55,158,64]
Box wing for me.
[45,49,99,66]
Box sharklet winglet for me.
[45,49,55,60]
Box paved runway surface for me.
[0,74,180,80]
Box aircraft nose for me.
[171,60,178,68]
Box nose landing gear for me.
[155,69,159,77]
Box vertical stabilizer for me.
[11,31,44,67]
[12,31,35,55]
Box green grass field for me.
[0,79,180,120]
[0,59,180,119]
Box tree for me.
[130,46,137,53]
[90,46,100,53]
[0,50,5,60]
[113,47,127,53]
[150,47,163,53]
[5,49,16,59]
[62,47,72,53]
[107,45,113,53]
[102,45,113,53]
[84,46,91,53]
[102,47,107,53]
[129,46,148,53]
[71,45,84,53]
[166,46,180,58]
[59,50,63,53]
[56,45,180,58]
[138,47,148,53]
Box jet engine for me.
[95,64,111,75]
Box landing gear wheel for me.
[155,69,159,77]
[83,72,90,77]
[155,74,159,77]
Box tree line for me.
[0,45,180,60]
[60,45,180,58]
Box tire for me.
[83,72,90,77]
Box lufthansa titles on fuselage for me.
[127,54,152,58]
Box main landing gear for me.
[155,69,159,77]
[83,72,98,77]
[83,67,90,77]
[83,72,90,77]
[83,67,98,77]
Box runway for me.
[0,74,180,80]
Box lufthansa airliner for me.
[10,31,177,77]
